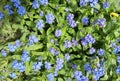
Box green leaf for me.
[24,44,43,51]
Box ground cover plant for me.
[0,0,120,81]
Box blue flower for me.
[68,20,77,28]
[84,62,92,73]
[17,6,26,16]
[116,66,120,74]
[80,38,88,46]
[32,0,40,9]
[55,29,62,37]
[4,4,12,10]
[65,53,70,62]
[36,20,45,30]
[100,59,104,66]
[1,49,7,57]
[39,11,44,16]
[66,13,74,21]
[0,12,4,20]
[9,73,16,79]
[82,16,89,25]
[12,60,19,69]
[95,18,106,28]
[85,34,95,44]
[80,76,88,81]
[49,47,59,55]
[47,73,54,81]
[12,60,25,72]
[74,71,82,80]
[93,67,105,81]
[45,13,55,24]
[32,62,43,71]
[79,0,86,6]
[4,4,14,15]
[44,61,51,70]
[102,2,109,8]
[64,40,72,48]
[72,38,78,46]
[55,58,64,71]
[21,50,30,62]
[8,44,17,52]
[17,62,25,72]
[39,0,48,5]
[117,56,120,63]
[12,0,21,8]
[97,48,104,56]
[28,35,38,46]
[89,47,96,54]
[113,46,120,54]
[71,64,76,69]
[89,0,98,7]
[15,40,22,47]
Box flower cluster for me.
[8,40,22,52]
[66,13,77,28]
[28,35,38,46]
[12,60,25,72]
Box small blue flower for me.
[21,50,30,62]
[80,76,88,81]
[85,34,95,44]
[64,40,72,48]
[36,20,45,30]
[32,0,40,9]
[39,11,44,16]
[12,60,19,69]
[74,71,82,80]
[4,4,12,10]
[95,18,106,28]
[15,40,22,47]
[93,67,105,81]
[82,16,89,25]
[55,58,64,71]
[45,13,55,24]
[79,0,86,6]
[39,0,48,5]
[68,20,77,28]
[116,66,120,74]
[32,62,43,71]
[44,61,51,70]
[89,47,96,54]
[55,29,62,37]
[9,73,16,79]
[117,56,120,63]
[1,49,7,57]
[113,46,120,54]
[49,47,59,55]
[102,2,109,8]
[80,38,88,46]
[65,53,70,62]
[89,0,98,7]
[66,13,74,21]
[28,35,38,46]
[84,62,92,73]
[8,44,17,52]
[72,38,78,46]
[47,73,54,81]
[4,4,14,15]
[71,64,76,69]
[11,60,25,72]
[17,6,26,16]
[97,48,104,56]
[0,12,4,20]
